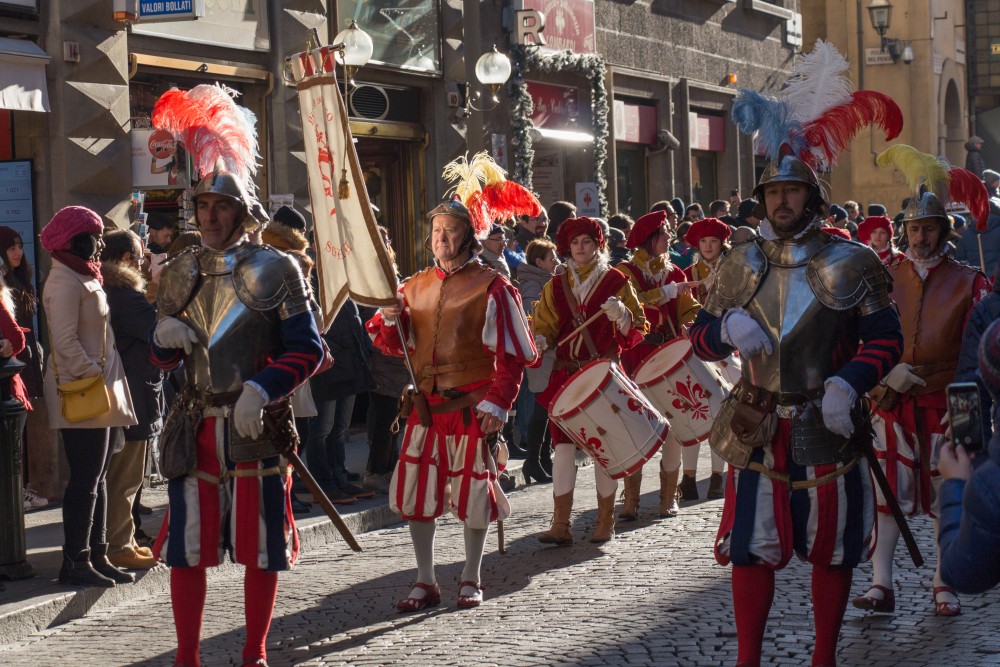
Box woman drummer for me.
[617,210,701,520]
[682,217,732,500]
[532,217,646,544]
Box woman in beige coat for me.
[41,206,137,588]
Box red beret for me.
[857,215,894,245]
[821,226,852,240]
[684,217,732,247]
[556,217,604,256]
[40,206,104,253]
[626,210,668,249]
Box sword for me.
[267,409,363,552]
[864,447,923,568]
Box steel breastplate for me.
[176,247,283,395]
[741,232,857,396]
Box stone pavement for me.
[0,454,997,667]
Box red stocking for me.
[731,564,775,667]
[243,567,279,664]
[170,567,207,667]
[811,564,852,667]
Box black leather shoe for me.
[92,556,137,584]
[679,474,699,501]
[522,458,552,484]
[59,557,116,588]
[291,496,312,514]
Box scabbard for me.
[865,447,923,567]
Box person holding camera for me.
[857,189,990,618]
[937,319,1000,594]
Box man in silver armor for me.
[689,155,903,667]
[150,169,323,667]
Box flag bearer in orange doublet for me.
[368,200,537,611]
[617,210,701,520]
[532,217,646,544]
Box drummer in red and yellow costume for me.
[368,195,537,612]
[857,215,901,266]
[685,217,732,302]
[532,217,646,544]
[617,210,700,519]
[681,217,733,500]
[854,168,990,617]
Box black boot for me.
[539,441,553,477]
[679,474,699,501]
[91,543,136,584]
[59,550,116,588]
[522,437,551,484]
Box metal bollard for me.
[0,357,32,580]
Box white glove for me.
[534,334,549,353]
[720,308,773,356]
[233,383,267,440]
[883,363,927,394]
[154,317,199,354]
[659,283,680,302]
[601,296,627,324]
[822,377,858,439]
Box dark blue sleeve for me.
[149,327,183,371]
[938,462,1000,594]
[248,310,323,401]
[689,308,734,362]
[834,306,903,396]
[956,299,995,438]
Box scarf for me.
[630,248,668,285]
[567,254,610,303]
[52,251,102,285]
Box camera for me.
[946,382,985,455]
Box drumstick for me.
[557,310,607,347]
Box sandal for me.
[933,585,961,617]
[394,582,441,612]
[456,580,484,609]
[851,585,895,613]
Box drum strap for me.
[560,273,601,360]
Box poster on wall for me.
[131,128,192,190]
[532,148,563,206]
[0,159,38,307]
[575,182,600,216]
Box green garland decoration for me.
[510,46,609,217]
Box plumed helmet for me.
[751,155,824,220]
[192,170,268,231]
[901,191,948,223]
[427,198,474,227]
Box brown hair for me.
[526,238,557,268]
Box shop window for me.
[691,150,717,209]
[338,0,441,73]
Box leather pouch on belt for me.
[709,392,777,469]
[868,383,899,411]
[227,402,293,463]
[159,389,202,480]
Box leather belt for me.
[201,390,242,407]
[732,379,823,409]
[428,386,489,415]
[189,465,286,485]
[421,358,494,378]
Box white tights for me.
[681,442,725,474]
[552,443,618,498]
[407,519,490,599]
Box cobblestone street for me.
[1,471,997,667]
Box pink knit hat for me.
[40,206,103,252]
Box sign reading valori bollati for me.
[137,0,205,22]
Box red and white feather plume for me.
[442,152,542,238]
[152,83,260,191]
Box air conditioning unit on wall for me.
[350,85,390,121]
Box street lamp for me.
[334,20,373,85]
[867,0,911,64]
[459,45,512,115]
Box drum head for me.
[634,339,691,386]
[551,360,611,418]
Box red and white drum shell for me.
[632,338,728,447]
[713,353,742,389]
[549,360,669,479]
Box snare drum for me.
[549,360,669,479]
[713,354,742,389]
[633,338,728,446]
